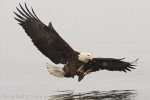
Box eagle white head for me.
[78,53,93,63]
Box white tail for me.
[46,63,65,78]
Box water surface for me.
[50,90,137,100]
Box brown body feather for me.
[14,3,137,82]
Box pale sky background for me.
[0,0,150,99]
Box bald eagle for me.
[14,3,138,82]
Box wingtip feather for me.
[14,17,23,23]
[119,57,126,61]
[31,7,40,20]
[126,68,131,71]
[123,70,127,73]
[131,58,139,64]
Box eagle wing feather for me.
[14,3,78,64]
[84,58,137,72]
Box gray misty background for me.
[0,0,150,99]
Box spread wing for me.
[14,3,79,64]
[85,58,138,72]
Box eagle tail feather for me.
[46,63,65,78]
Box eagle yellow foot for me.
[46,63,65,78]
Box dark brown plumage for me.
[14,3,137,82]
[14,3,79,64]
[14,3,83,78]
[84,58,137,72]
